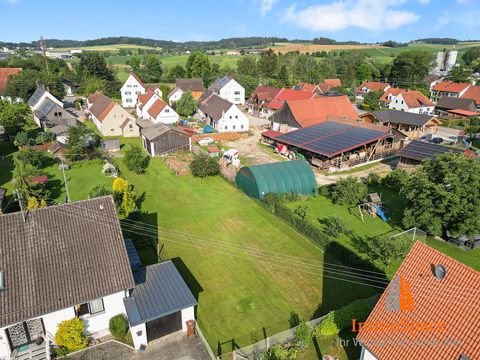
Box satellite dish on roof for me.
[434,264,447,280]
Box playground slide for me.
[375,205,388,222]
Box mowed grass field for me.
[115,153,377,355]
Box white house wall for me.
[141,94,162,119]
[217,105,249,132]
[360,347,378,360]
[168,89,183,105]
[121,75,146,108]
[219,80,245,105]
[130,323,147,350]
[80,291,127,336]
[152,106,179,125]
[0,291,126,359]
[389,94,434,115]
[180,307,195,332]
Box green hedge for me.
[316,298,373,336]
[109,314,128,340]
[261,194,330,248]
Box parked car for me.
[430,137,443,144]
[198,137,214,146]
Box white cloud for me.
[260,0,278,16]
[282,0,420,32]
[419,0,430,4]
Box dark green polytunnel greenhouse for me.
[235,160,317,200]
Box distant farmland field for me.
[272,43,387,54]
[54,44,159,52]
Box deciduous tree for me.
[174,91,198,117]
[402,153,480,237]
[0,100,33,134]
[390,50,435,85]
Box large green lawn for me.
[115,157,376,355]
[287,185,480,275]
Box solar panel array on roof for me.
[28,87,46,107]
[34,99,55,119]
[275,121,389,157]
[397,140,463,162]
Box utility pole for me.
[15,190,26,222]
[60,159,71,203]
[39,36,50,75]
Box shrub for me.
[14,131,30,147]
[109,314,128,340]
[262,344,297,360]
[317,185,331,197]
[51,346,70,359]
[366,172,381,185]
[316,299,372,336]
[88,184,112,199]
[54,318,88,352]
[293,205,309,220]
[329,176,367,205]
[323,216,348,238]
[381,169,410,191]
[294,321,312,351]
[124,144,149,174]
[190,153,219,178]
[14,149,54,168]
[357,234,412,266]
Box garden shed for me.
[235,160,317,200]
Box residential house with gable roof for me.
[247,86,282,117]
[87,91,139,137]
[379,88,406,106]
[28,87,77,130]
[356,81,390,99]
[269,95,358,132]
[0,197,198,359]
[208,76,245,105]
[461,85,480,110]
[136,88,179,125]
[358,242,480,360]
[199,93,249,132]
[430,81,471,102]
[168,78,204,105]
[388,90,434,115]
[435,97,478,117]
[265,88,316,118]
[120,72,147,108]
[360,110,441,139]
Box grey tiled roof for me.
[199,93,233,121]
[370,110,436,127]
[124,261,197,327]
[208,76,232,93]
[0,197,135,328]
[141,122,189,141]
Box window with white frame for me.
[125,91,131,95]
[76,298,104,316]
[234,91,241,95]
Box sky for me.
[0,0,479,43]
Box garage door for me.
[146,311,182,342]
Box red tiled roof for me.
[177,126,196,136]
[88,91,116,122]
[380,88,406,103]
[147,99,168,118]
[357,241,480,360]
[138,89,156,109]
[129,72,146,89]
[447,109,478,117]
[461,85,480,104]
[261,129,283,139]
[267,88,315,110]
[251,86,282,103]
[286,95,358,127]
[400,90,433,108]
[207,146,220,153]
[297,83,318,92]
[432,81,471,93]
[0,68,22,95]
[357,81,390,94]
[29,175,48,184]
[323,78,342,88]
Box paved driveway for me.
[69,332,211,360]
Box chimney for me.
[0,271,5,290]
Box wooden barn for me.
[141,123,192,157]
